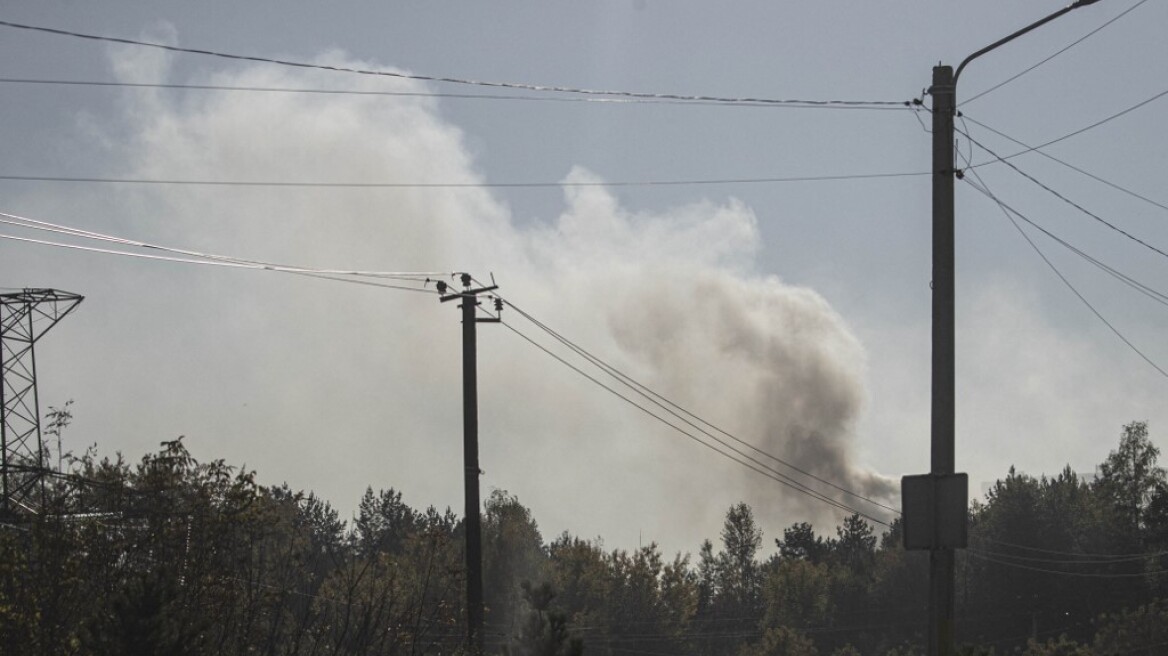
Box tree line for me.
[2,421,1165,655]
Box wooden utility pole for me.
[440,273,499,656]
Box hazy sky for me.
[1,1,1165,556]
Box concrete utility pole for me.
[914,3,1105,655]
[439,273,500,656]
[929,62,957,656]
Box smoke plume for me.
[6,37,894,554]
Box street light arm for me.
[954,0,1102,85]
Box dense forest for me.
[2,420,1166,655]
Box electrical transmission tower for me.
[0,288,83,519]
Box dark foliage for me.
[2,421,1164,655]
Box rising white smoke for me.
[6,35,893,554]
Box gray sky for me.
[1,1,1165,556]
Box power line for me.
[965,85,1168,168]
[962,130,1168,262]
[961,0,1150,106]
[487,302,893,526]
[980,536,1168,560]
[0,210,446,280]
[972,547,1168,566]
[0,20,911,109]
[0,233,439,295]
[0,170,929,189]
[958,137,1168,382]
[0,211,445,295]
[961,180,1168,308]
[961,114,1168,214]
[0,77,913,111]
[499,319,890,525]
[947,128,1168,308]
[496,317,890,526]
[959,172,1168,379]
[3,210,895,523]
[501,296,900,516]
[967,549,1168,578]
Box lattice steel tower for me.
[0,288,83,518]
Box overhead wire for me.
[958,187,1168,380]
[0,231,286,269]
[4,209,894,524]
[0,233,439,295]
[970,547,1168,566]
[961,114,1168,214]
[0,20,911,109]
[954,123,1168,304]
[959,184,1168,308]
[500,296,900,516]
[980,536,1168,560]
[966,550,1168,578]
[0,77,914,111]
[472,294,895,525]
[0,211,445,295]
[960,130,1168,262]
[0,210,446,280]
[566,600,931,633]
[955,130,1168,379]
[0,170,929,189]
[964,85,1168,169]
[946,135,1168,309]
[493,313,891,527]
[4,210,893,522]
[961,0,1150,106]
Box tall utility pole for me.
[918,3,1104,655]
[929,63,957,656]
[439,273,499,656]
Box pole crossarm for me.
[439,285,498,303]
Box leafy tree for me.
[659,552,699,642]
[484,490,548,635]
[696,538,718,614]
[739,626,818,656]
[834,514,876,573]
[546,534,607,629]
[1021,635,1091,656]
[353,487,418,555]
[692,503,766,655]
[760,558,831,630]
[507,581,582,656]
[777,522,832,565]
[9,417,1168,656]
[879,643,924,656]
[1095,421,1164,537]
[1092,601,1168,655]
[716,503,763,617]
[964,467,1058,644]
[867,538,927,653]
